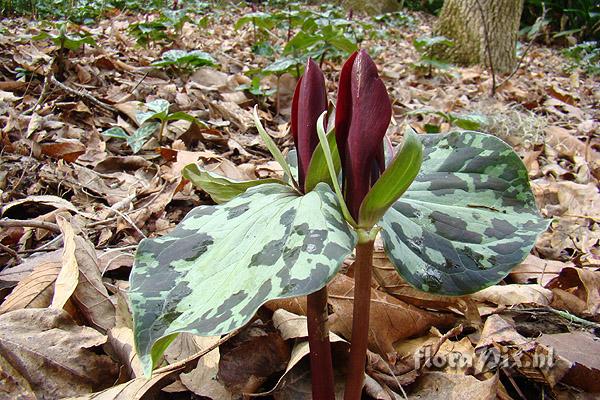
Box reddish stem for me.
[344,239,375,400]
[307,286,335,400]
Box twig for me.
[473,0,496,96]
[153,328,241,375]
[50,75,118,113]
[101,204,147,239]
[497,6,548,89]
[509,307,600,329]
[0,218,61,233]
[24,72,53,115]
[0,242,21,263]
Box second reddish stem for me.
[344,239,375,400]
[307,286,335,400]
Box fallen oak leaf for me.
[0,308,118,399]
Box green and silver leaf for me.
[183,163,283,203]
[380,131,548,295]
[130,183,356,375]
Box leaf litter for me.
[0,3,599,399]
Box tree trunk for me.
[433,0,524,73]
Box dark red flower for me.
[291,58,328,191]
[335,50,392,220]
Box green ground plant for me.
[129,52,548,400]
[102,99,206,152]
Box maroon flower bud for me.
[335,50,392,220]
[291,58,328,191]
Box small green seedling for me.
[32,21,96,77]
[102,99,206,152]
[152,49,216,78]
[563,41,600,76]
[413,35,454,77]
[128,8,190,48]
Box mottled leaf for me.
[380,131,549,295]
[130,183,355,375]
[182,164,282,204]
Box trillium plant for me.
[129,51,547,399]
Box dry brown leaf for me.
[407,372,498,400]
[179,336,232,399]
[41,141,86,162]
[328,274,456,359]
[538,331,600,392]
[51,216,80,309]
[0,235,115,332]
[64,370,177,400]
[546,267,600,319]
[509,254,569,286]
[470,284,553,306]
[0,253,62,313]
[107,327,144,379]
[218,323,291,395]
[71,236,116,333]
[0,308,118,399]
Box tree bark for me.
[433,0,524,73]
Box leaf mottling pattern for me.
[129,183,355,375]
[380,131,549,295]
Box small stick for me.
[153,328,241,375]
[0,242,21,263]
[50,75,118,113]
[0,218,61,233]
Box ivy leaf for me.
[130,183,356,376]
[182,164,283,203]
[379,131,549,295]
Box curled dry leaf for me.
[0,250,62,313]
[178,336,232,400]
[64,370,177,400]
[546,267,600,320]
[539,331,600,393]
[0,231,115,332]
[218,326,291,395]
[475,315,571,388]
[509,254,569,286]
[469,284,553,307]
[0,308,118,399]
[107,327,144,379]
[51,216,79,309]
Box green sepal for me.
[252,106,299,190]
[304,127,340,193]
[358,127,423,228]
[315,111,356,227]
[183,163,283,204]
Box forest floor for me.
[0,3,599,399]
